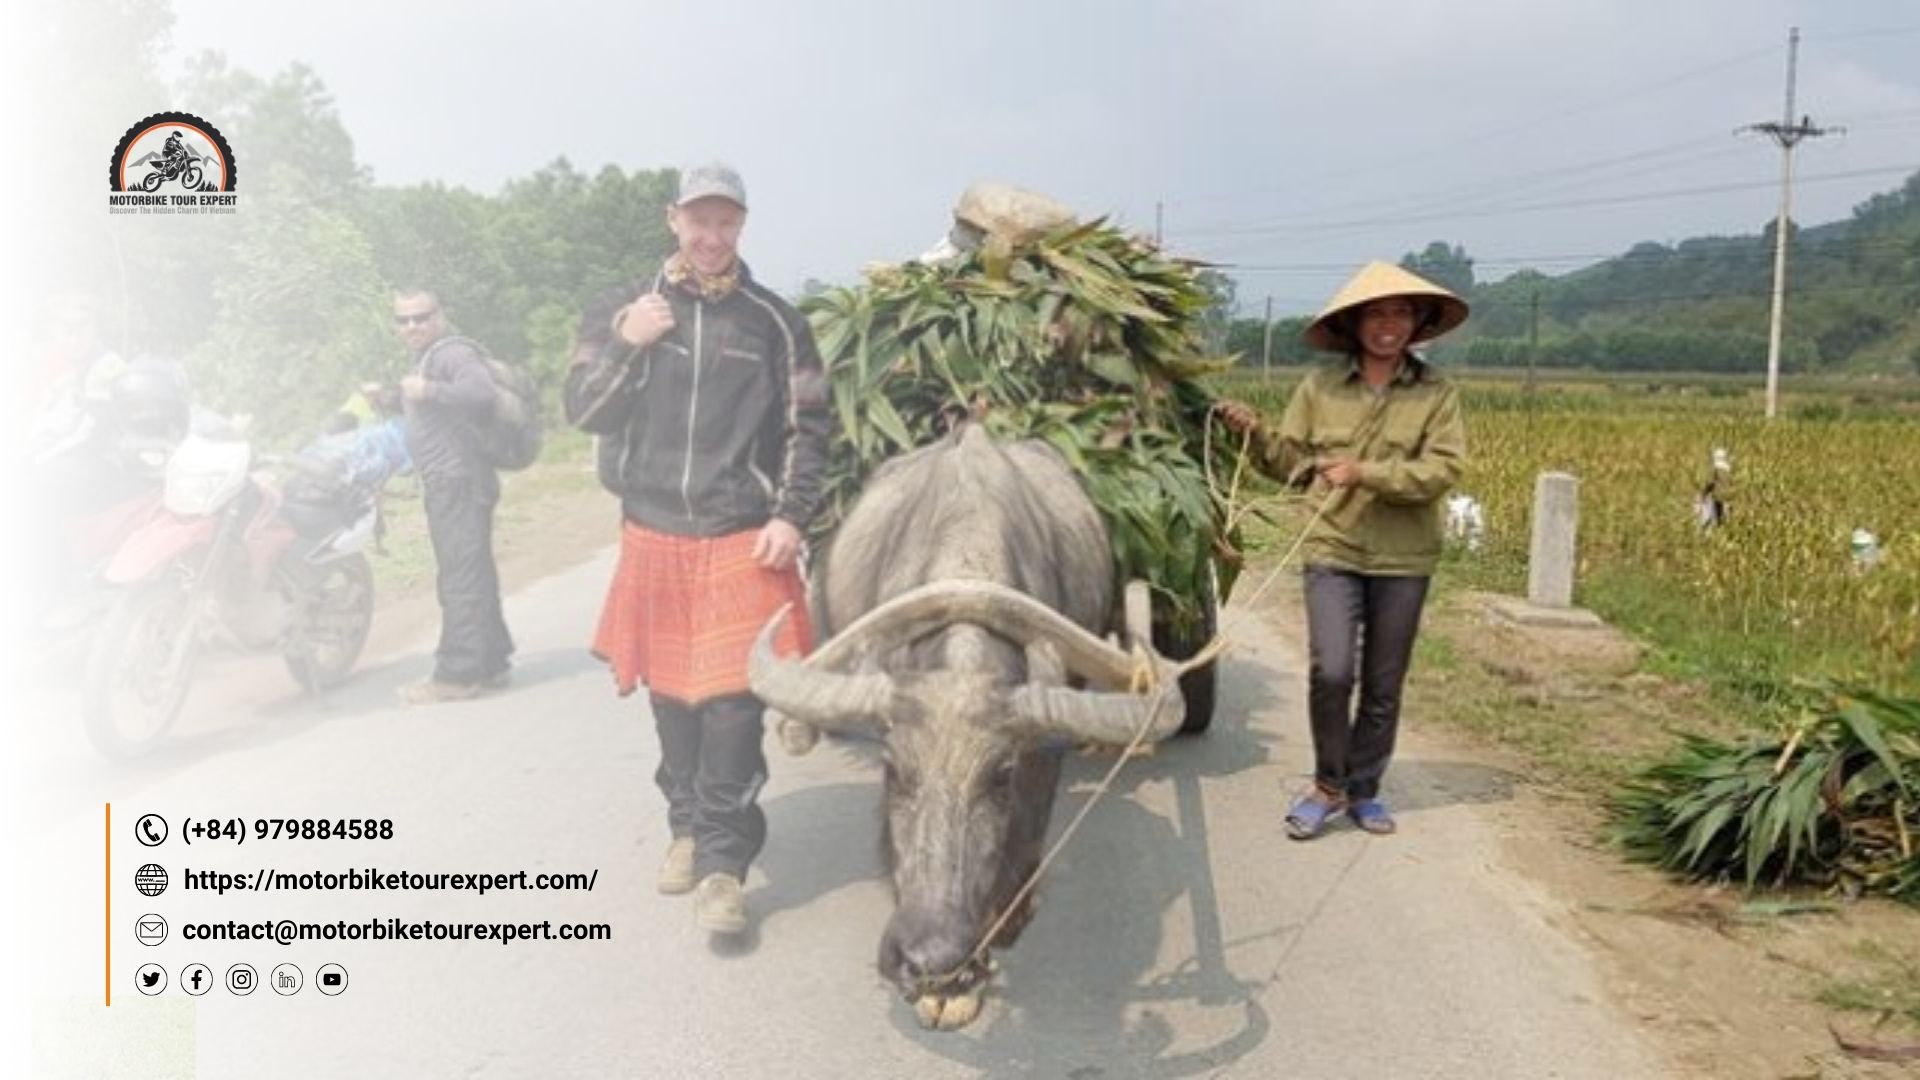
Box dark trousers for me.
[423,475,513,684]
[1303,567,1431,801]
[651,692,768,879]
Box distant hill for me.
[1436,169,1920,375]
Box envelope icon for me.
[137,917,166,943]
[140,920,161,935]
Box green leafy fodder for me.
[801,221,1248,626]
[1612,684,1920,902]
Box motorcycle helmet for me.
[110,358,191,443]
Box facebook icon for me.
[181,963,212,996]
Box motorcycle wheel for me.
[283,554,374,691]
[182,164,203,189]
[140,171,163,192]
[83,578,200,759]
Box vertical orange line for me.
[105,803,111,1007]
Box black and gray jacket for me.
[405,333,497,489]
[563,263,832,537]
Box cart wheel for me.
[1152,565,1219,735]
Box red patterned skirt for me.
[591,522,814,705]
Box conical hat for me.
[1303,261,1469,353]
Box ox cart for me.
[798,183,1239,736]
[752,186,1243,1028]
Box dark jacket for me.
[564,264,832,537]
[405,334,497,492]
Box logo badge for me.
[108,112,239,214]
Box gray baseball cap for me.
[676,162,747,209]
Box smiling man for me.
[565,163,832,935]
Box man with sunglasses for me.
[394,289,514,704]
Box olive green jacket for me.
[1246,356,1466,576]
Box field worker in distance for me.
[1213,262,1468,840]
[564,163,832,936]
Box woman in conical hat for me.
[1214,262,1468,839]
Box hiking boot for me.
[397,678,482,706]
[693,872,747,935]
[656,837,697,895]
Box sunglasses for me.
[393,311,437,328]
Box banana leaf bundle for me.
[801,218,1243,626]
[1612,685,1920,903]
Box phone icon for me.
[136,814,167,847]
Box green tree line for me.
[1442,174,1920,375]
[1217,184,1920,377]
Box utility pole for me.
[1526,290,1540,403]
[1154,201,1163,247]
[1261,295,1274,379]
[1741,26,1839,419]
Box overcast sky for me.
[165,0,1920,313]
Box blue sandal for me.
[1349,798,1397,835]
[1285,792,1346,840]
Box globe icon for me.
[136,863,168,897]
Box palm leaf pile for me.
[1612,685,1920,902]
[800,219,1246,626]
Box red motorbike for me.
[84,431,380,758]
[28,417,173,656]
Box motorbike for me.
[82,429,382,758]
[27,408,175,654]
[141,154,203,192]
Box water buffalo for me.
[749,425,1188,1029]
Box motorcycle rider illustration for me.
[140,129,202,190]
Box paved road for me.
[18,550,1671,1079]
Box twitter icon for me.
[136,964,167,995]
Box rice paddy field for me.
[1220,371,1920,701]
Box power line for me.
[1167,43,1783,209]
[1190,149,1770,255]
[1225,282,1913,322]
[1178,163,1918,244]
[1177,133,1752,239]
[1805,24,1920,42]
[1464,282,1907,310]
[1221,233,1920,276]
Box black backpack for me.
[422,336,543,472]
